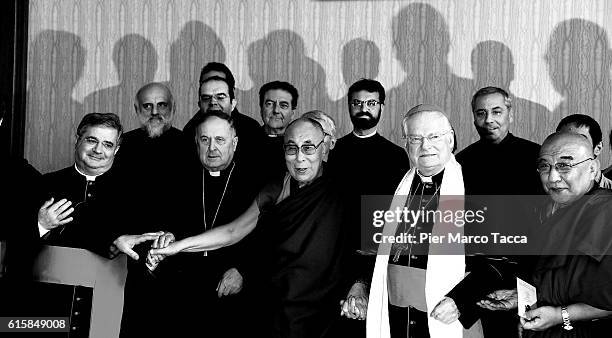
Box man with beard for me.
[183,64,263,171]
[328,79,409,336]
[259,81,299,179]
[113,82,191,338]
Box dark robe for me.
[260,126,288,181]
[457,133,542,196]
[114,126,194,338]
[524,188,612,337]
[39,166,122,257]
[162,160,262,337]
[251,173,352,338]
[456,132,542,337]
[328,132,410,337]
[0,156,42,279]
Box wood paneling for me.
[25,0,612,172]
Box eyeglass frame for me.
[350,99,382,109]
[284,138,326,156]
[536,157,594,174]
[402,129,453,145]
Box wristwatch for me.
[561,306,573,331]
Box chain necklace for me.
[392,180,441,263]
[202,162,235,242]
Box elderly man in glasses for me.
[367,104,486,338]
[476,132,612,336]
[151,115,355,337]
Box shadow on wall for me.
[470,40,550,142]
[387,2,474,147]
[27,30,85,173]
[83,34,158,133]
[545,18,612,164]
[169,20,226,128]
[333,38,382,137]
[240,29,332,125]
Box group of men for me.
[3,60,612,338]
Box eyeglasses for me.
[403,130,452,145]
[200,93,229,103]
[536,158,594,174]
[350,99,381,108]
[284,139,325,156]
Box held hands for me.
[110,232,165,260]
[216,268,243,297]
[477,289,518,311]
[339,282,369,320]
[147,232,176,267]
[430,297,460,324]
[38,198,74,230]
[520,306,562,331]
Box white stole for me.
[366,155,466,338]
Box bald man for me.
[115,83,195,338]
[482,133,612,336]
[368,105,484,338]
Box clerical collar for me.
[207,162,235,177]
[352,130,377,138]
[416,169,444,185]
[74,164,99,181]
[267,133,282,138]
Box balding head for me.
[134,82,175,138]
[284,117,326,187]
[538,132,598,206]
[402,105,454,176]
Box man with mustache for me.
[328,79,409,335]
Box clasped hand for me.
[111,231,175,262]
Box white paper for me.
[517,277,537,318]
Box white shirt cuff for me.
[38,222,50,237]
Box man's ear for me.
[232,136,238,151]
[508,107,514,124]
[594,142,603,157]
[591,158,601,177]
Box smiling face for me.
[284,119,325,187]
[538,133,597,206]
[473,92,513,144]
[134,83,175,138]
[196,116,238,172]
[404,111,453,176]
[75,126,120,176]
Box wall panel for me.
[25,0,612,173]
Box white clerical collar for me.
[416,171,433,183]
[352,130,377,138]
[74,164,99,181]
[208,170,221,177]
[267,133,282,138]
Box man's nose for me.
[360,104,369,112]
[92,142,103,153]
[547,167,562,182]
[295,148,306,161]
[207,141,216,151]
[484,112,493,123]
[420,137,433,149]
[273,102,282,114]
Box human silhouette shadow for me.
[546,18,612,150]
[83,34,157,133]
[387,3,474,146]
[333,38,382,136]
[27,30,85,173]
[240,29,332,124]
[168,21,226,128]
[470,40,550,142]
